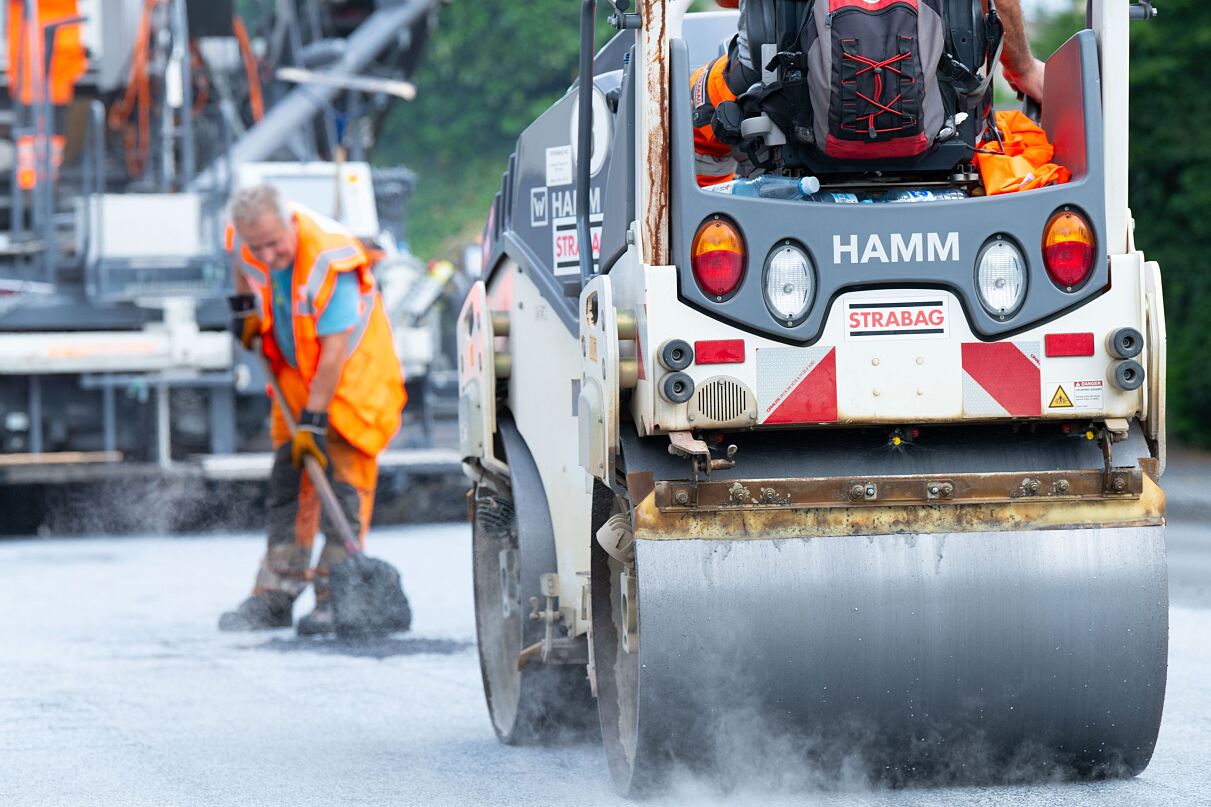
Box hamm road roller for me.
[458,0,1167,794]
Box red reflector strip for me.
[1045,333,1095,357]
[694,339,745,364]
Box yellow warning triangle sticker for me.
[1049,386,1074,408]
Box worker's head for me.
[231,184,297,270]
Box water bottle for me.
[875,188,968,203]
[803,191,873,204]
[750,175,822,199]
[704,175,822,199]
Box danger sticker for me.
[1046,379,1104,411]
[846,298,948,340]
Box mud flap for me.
[579,274,621,490]
[457,280,506,477]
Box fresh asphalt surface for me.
[2,518,1209,806]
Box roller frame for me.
[458,1,1170,795]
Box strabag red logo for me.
[845,298,948,340]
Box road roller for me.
[458,0,1167,794]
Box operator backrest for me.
[738,0,989,85]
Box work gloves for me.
[292,409,330,470]
[228,294,262,351]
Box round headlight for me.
[763,243,815,325]
[975,237,1027,318]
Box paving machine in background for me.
[459,0,1168,794]
[0,0,456,492]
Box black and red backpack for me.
[719,0,1004,173]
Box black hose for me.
[576,0,596,290]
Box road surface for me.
[2,520,1208,806]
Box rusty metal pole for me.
[638,0,669,267]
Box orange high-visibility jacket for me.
[6,0,87,106]
[227,205,406,457]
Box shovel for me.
[258,352,412,639]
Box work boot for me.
[218,591,293,631]
[298,565,337,637]
[296,599,334,637]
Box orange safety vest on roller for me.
[6,0,87,106]
[226,206,407,457]
[976,110,1071,196]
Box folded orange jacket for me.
[976,110,1071,196]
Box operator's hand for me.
[1004,58,1046,104]
[292,409,330,470]
[227,294,262,351]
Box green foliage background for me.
[380,0,1209,447]
[377,2,599,258]
[1121,0,1211,447]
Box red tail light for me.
[1043,209,1095,290]
[692,218,745,300]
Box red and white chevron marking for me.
[961,341,1042,417]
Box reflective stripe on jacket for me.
[226,205,406,456]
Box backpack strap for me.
[761,0,815,146]
[776,0,812,52]
[938,0,1004,113]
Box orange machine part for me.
[15,133,66,189]
[6,0,88,106]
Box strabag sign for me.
[552,216,601,276]
[845,298,948,340]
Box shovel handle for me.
[255,346,362,556]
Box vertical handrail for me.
[173,0,196,186]
[36,14,86,284]
[81,99,106,287]
[1089,0,1130,255]
[213,98,238,263]
[157,3,174,191]
[38,22,57,282]
[92,99,105,196]
[576,0,597,289]
[9,1,29,243]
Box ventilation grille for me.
[690,377,756,428]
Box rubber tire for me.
[471,485,596,745]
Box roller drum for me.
[622,526,1167,785]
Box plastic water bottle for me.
[875,188,968,203]
[705,175,822,199]
[803,191,874,204]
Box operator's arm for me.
[991,0,1046,102]
[306,331,351,413]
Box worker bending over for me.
[219,185,406,635]
[692,0,1046,184]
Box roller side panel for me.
[498,265,595,636]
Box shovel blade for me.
[330,554,412,639]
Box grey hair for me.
[230,184,292,229]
